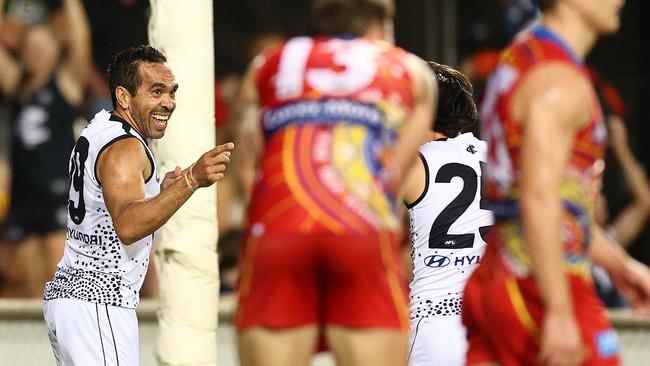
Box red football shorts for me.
[462,272,620,366]
[236,230,409,331]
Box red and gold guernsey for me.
[248,36,415,235]
[480,26,608,280]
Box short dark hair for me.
[536,0,557,12]
[308,0,395,36]
[107,45,167,109]
[428,61,479,137]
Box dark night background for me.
[214,0,650,263]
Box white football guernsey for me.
[44,110,160,309]
[408,132,493,317]
[407,132,493,366]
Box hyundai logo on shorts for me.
[424,255,450,268]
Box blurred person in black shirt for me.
[0,0,90,297]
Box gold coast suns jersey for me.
[408,133,493,318]
[480,26,607,279]
[248,36,416,235]
[44,110,160,309]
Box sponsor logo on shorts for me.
[595,330,619,358]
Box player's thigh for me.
[408,316,467,366]
[44,298,138,366]
[238,325,318,366]
[321,232,408,329]
[326,325,408,366]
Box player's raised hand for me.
[538,310,586,366]
[161,166,183,191]
[188,142,235,188]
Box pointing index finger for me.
[208,142,235,157]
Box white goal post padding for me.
[148,0,218,364]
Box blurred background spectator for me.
[214,0,650,264]
[82,0,149,114]
[218,229,242,296]
[0,0,89,297]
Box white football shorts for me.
[407,315,468,366]
[43,298,139,366]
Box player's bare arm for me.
[392,55,437,190]
[402,154,426,205]
[98,138,234,244]
[515,63,592,366]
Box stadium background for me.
[0,0,649,365]
[216,0,650,261]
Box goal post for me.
[148,0,219,364]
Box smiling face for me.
[127,62,178,139]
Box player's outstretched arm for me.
[98,139,234,244]
[516,63,591,366]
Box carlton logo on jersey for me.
[424,254,482,268]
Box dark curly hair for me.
[427,61,479,137]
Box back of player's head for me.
[428,61,478,137]
[108,45,167,109]
[308,0,395,37]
